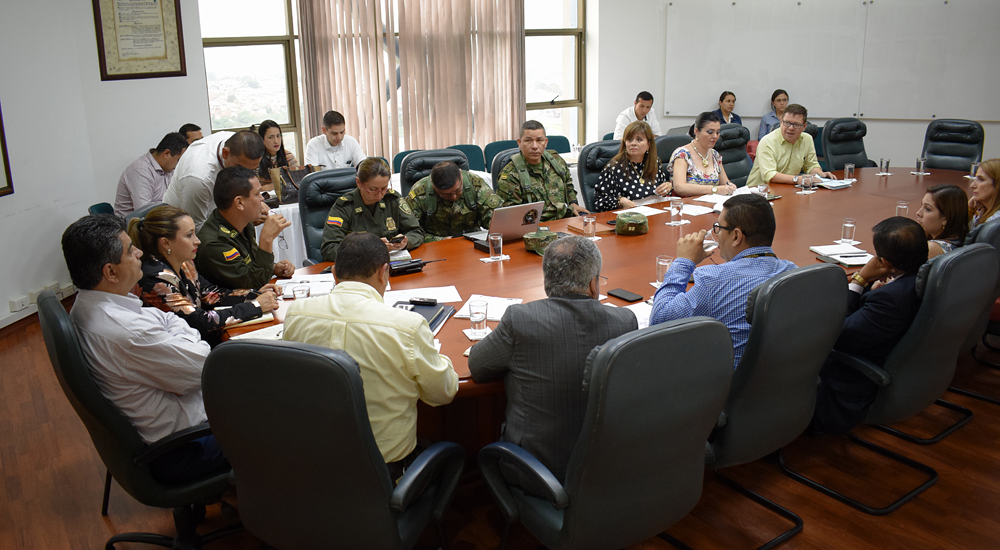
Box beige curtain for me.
[299,0,525,161]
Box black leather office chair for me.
[950,220,1000,404]
[399,149,470,197]
[781,244,999,515]
[202,340,464,550]
[921,119,985,171]
[577,140,620,212]
[297,168,358,265]
[447,144,486,172]
[822,118,876,171]
[602,132,614,141]
[479,318,733,550]
[547,135,571,154]
[392,149,421,173]
[803,123,829,171]
[490,147,520,191]
[484,140,517,172]
[126,201,167,222]
[89,202,113,215]
[655,134,690,166]
[36,290,240,549]
[714,123,753,187]
[663,265,847,550]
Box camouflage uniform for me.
[320,187,424,262]
[496,150,579,221]
[195,209,275,290]
[402,171,503,242]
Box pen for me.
[834,253,870,258]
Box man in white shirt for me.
[613,91,662,140]
[163,130,264,231]
[283,232,458,479]
[61,214,228,483]
[113,132,188,216]
[303,110,367,170]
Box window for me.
[525,0,585,145]
[199,0,303,159]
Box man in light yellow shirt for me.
[746,103,837,188]
[282,232,458,475]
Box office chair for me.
[602,132,614,141]
[822,118,877,171]
[203,340,464,550]
[88,202,113,215]
[297,168,357,265]
[447,144,486,172]
[126,201,167,223]
[714,123,754,187]
[393,149,421,173]
[489,147,520,191]
[479,318,734,550]
[36,290,240,549]
[547,135,572,154]
[577,140,620,212]
[780,244,999,515]
[484,140,517,173]
[399,149,470,197]
[921,119,985,171]
[661,264,847,550]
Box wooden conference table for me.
[227,167,973,460]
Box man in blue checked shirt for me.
[650,194,797,367]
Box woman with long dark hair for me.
[593,121,670,211]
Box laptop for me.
[464,201,544,242]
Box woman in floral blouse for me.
[127,205,279,346]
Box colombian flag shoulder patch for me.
[223,248,240,261]
[327,216,343,226]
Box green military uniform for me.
[321,187,424,262]
[402,171,503,242]
[195,209,275,290]
[496,150,579,221]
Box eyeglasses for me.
[598,275,608,286]
[780,120,806,129]
[278,233,288,250]
[712,222,735,234]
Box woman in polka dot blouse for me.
[593,121,671,212]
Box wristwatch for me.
[792,175,799,184]
[850,273,867,287]
[712,186,718,194]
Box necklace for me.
[692,145,711,168]
[627,160,645,185]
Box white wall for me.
[0,0,210,328]
[588,0,1000,162]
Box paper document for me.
[230,323,284,341]
[693,194,731,205]
[624,302,653,329]
[228,313,274,329]
[682,204,714,216]
[634,195,670,206]
[389,249,413,262]
[809,244,866,256]
[281,282,334,299]
[614,205,668,217]
[455,294,523,321]
[276,273,335,285]
[383,285,463,304]
[816,177,854,190]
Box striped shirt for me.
[650,246,797,368]
[70,289,210,444]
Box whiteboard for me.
[662,0,867,119]
[858,0,1000,121]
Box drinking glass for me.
[967,162,981,180]
[655,255,674,283]
[488,233,503,260]
[799,174,814,193]
[878,158,892,176]
[469,300,488,338]
[582,216,597,238]
[840,218,857,244]
[895,201,909,217]
[703,230,719,252]
[669,197,684,225]
[292,285,310,300]
[913,157,929,175]
[757,183,770,197]
[844,163,855,180]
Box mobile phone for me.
[608,288,643,302]
[388,235,405,244]
[606,220,617,226]
[409,297,438,306]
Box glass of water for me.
[488,233,503,260]
[968,162,981,180]
[844,163,855,180]
[703,230,719,253]
[655,255,673,284]
[840,217,857,244]
[913,157,929,175]
[469,300,488,338]
[799,174,814,193]
[757,183,770,197]
[669,197,684,225]
[582,216,597,238]
[896,201,909,217]
[878,158,892,176]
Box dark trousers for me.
[812,357,880,435]
[149,435,230,484]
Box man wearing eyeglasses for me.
[650,194,797,368]
[746,103,837,188]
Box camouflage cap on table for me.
[524,227,559,256]
[615,212,649,235]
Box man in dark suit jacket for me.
[813,217,930,434]
[468,236,638,490]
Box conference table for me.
[227,167,973,462]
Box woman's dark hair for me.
[356,157,391,183]
[127,205,189,259]
[926,184,969,244]
[771,89,788,103]
[688,111,722,138]
[719,91,736,102]
[608,121,659,182]
[252,119,289,179]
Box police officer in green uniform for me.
[196,166,295,289]
[402,161,503,242]
[496,120,590,222]
[321,157,424,262]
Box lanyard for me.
[742,252,777,259]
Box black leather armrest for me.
[829,350,891,387]
[302,258,317,267]
[391,442,464,518]
[478,442,569,522]
[133,422,213,466]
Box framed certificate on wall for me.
[0,101,12,198]
[92,0,186,81]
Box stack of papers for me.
[455,294,523,321]
[614,205,668,217]
[230,323,284,340]
[809,244,873,266]
[383,285,463,305]
[693,194,731,206]
[634,195,670,206]
[682,204,715,216]
[277,273,336,299]
[816,177,854,190]
[389,249,412,262]
[624,302,653,329]
[228,313,274,329]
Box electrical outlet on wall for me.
[44,281,60,293]
[59,284,77,299]
[28,288,47,304]
[9,296,29,312]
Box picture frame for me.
[91,0,186,81]
[0,101,12,198]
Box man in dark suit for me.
[812,217,929,434]
[468,236,638,489]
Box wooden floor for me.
[4,310,1000,550]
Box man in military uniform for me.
[496,120,590,222]
[402,161,503,242]
[321,157,424,262]
[196,166,295,289]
